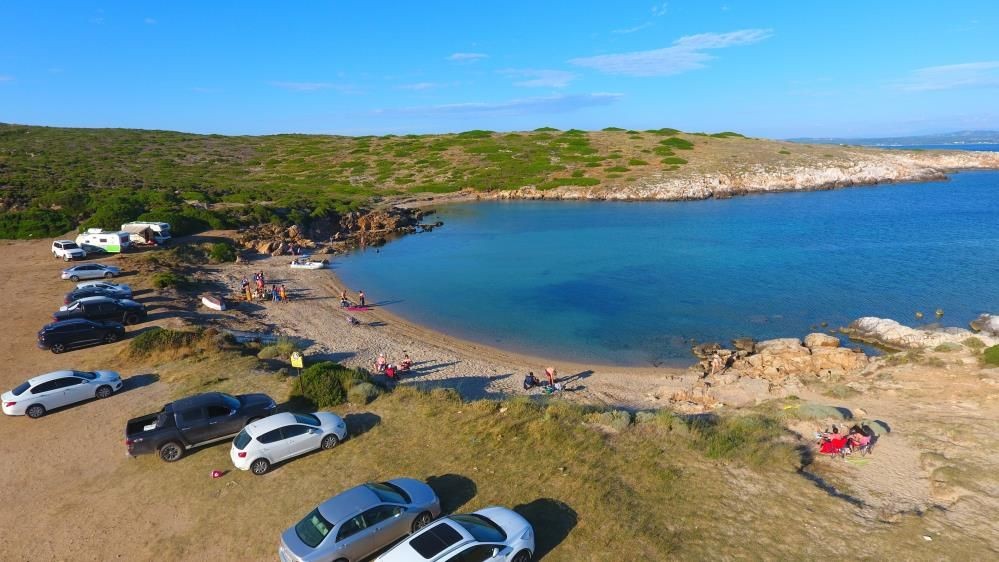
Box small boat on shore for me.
[289,256,329,270]
[201,295,226,311]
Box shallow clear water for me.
[336,170,999,366]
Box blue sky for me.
[1,1,998,138]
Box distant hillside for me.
[2,123,996,239]
[789,130,999,146]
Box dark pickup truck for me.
[125,391,276,462]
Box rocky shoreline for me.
[491,149,999,201]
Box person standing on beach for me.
[279,285,288,302]
[272,284,280,303]
[359,290,366,307]
[544,367,557,387]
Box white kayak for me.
[201,295,226,311]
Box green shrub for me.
[129,327,199,356]
[710,131,746,138]
[661,157,688,165]
[151,271,191,289]
[686,414,786,465]
[291,361,370,408]
[348,382,382,405]
[601,127,625,132]
[571,170,585,178]
[605,166,630,172]
[648,128,680,136]
[778,149,791,155]
[586,409,633,432]
[628,159,648,166]
[257,346,280,360]
[0,209,75,239]
[790,403,853,420]
[933,342,963,353]
[457,130,494,138]
[659,137,694,150]
[984,345,999,366]
[963,337,986,350]
[537,177,600,190]
[208,242,236,263]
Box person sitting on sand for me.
[523,372,540,390]
[347,315,360,326]
[399,353,413,371]
[385,364,397,379]
[375,353,387,372]
[340,289,350,308]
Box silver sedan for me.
[279,479,441,562]
[61,263,121,281]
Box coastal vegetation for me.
[0,122,874,239]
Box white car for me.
[52,240,87,261]
[230,411,347,475]
[61,263,121,281]
[376,507,535,562]
[2,370,123,418]
[75,281,132,297]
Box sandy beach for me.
[210,252,686,409]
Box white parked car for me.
[230,411,347,475]
[61,263,121,281]
[376,507,535,562]
[2,370,123,418]
[51,240,86,261]
[74,281,132,296]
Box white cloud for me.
[144,17,157,25]
[569,28,773,77]
[612,22,653,34]
[651,2,668,17]
[501,69,577,88]
[375,93,622,117]
[398,82,445,91]
[899,61,999,91]
[269,81,358,93]
[447,52,488,62]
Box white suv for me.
[52,240,86,261]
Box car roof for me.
[54,239,74,244]
[245,412,300,435]
[46,318,98,327]
[168,391,229,411]
[26,370,81,385]
[70,296,115,304]
[316,485,382,523]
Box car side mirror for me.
[492,547,501,558]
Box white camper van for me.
[75,229,132,253]
[121,221,172,245]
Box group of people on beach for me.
[816,424,876,457]
[523,367,562,394]
[339,289,366,308]
[375,351,413,380]
[240,272,289,303]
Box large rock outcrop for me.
[843,316,999,350]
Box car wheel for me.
[104,332,119,343]
[70,275,80,282]
[104,272,113,278]
[412,511,434,532]
[95,385,113,399]
[26,404,46,419]
[51,343,66,354]
[159,442,184,462]
[250,458,270,475]
[124,313,139,325]
[321,434,340,449]
[512,550,532,562]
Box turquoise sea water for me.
[336,170,999,366]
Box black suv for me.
[53,296,147,325]
[37,318,126,353]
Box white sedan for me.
[61,263,121,281]
[75,281,132,297]
[376,507,535,562]
[2,370,123,418]
[230,411,347,475]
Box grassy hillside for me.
[0,123,857,239]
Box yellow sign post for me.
[290,351,304,370]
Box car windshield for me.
[73,371,97,380]
[220,393,240,410]
[233,429,252,450]
[365,482,411,504]
[294,508,334,548]
[451,514,507,543]
[410,522,463,558]
[293,413,321,426]
[12,381,30,396]
[63,242,80,249]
